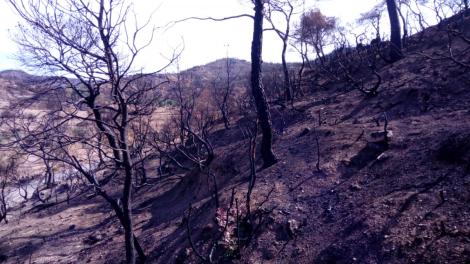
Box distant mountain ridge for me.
[0,59,253,80]
[0,58,282,104]
[0,70,34,81]
[0,58,286,83]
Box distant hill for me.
[0,59,255,110]
[185,58,251,77]
[0,70,42,83]
[0,58,285,97]
[0,70,31,80]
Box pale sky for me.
[0,0,379,72]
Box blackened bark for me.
[396,4,408,46]
[133,235,146,264]
[44,159,53,187]
[386,0,403,62]
[96,186,145,263]
[221,111,230,129]
[98,0,137,260]
[251,0,278,167]
[222,57,231,129]
[90,96,136,264]
[0,180,7,224]
[117,93,136,264]
[281,41,291,102]
[122,151,136,264]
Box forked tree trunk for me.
[251,0,278,167]
[90,94,138,263]
[386,0,403,62]
[99,186,145,264]
[118,95,137,264]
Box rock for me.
[450,227,460,235]
[376,152,390,161]
[287,219,300,237]
[350,183,362,191]
[39,189,52,201]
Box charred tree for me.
[6,0,175,262]
[173,2,278,167]
[266,0,296,102]
[386,0,403,62]
[252,0,278,167]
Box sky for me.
[0,0,379,72]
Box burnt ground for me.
[1,15,470,264]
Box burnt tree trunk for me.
[397,4,408,46]
[44,159,53,187]
[281,39,291,102]
[89,94,138,264]
[386,0,403,62]
[221,110,230,129]
[95,185,146,263]
[251,0,278,167]
[121,138,136,264]
[0,180,7,224]
[98,0,137,260]
[222,57,231,129]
